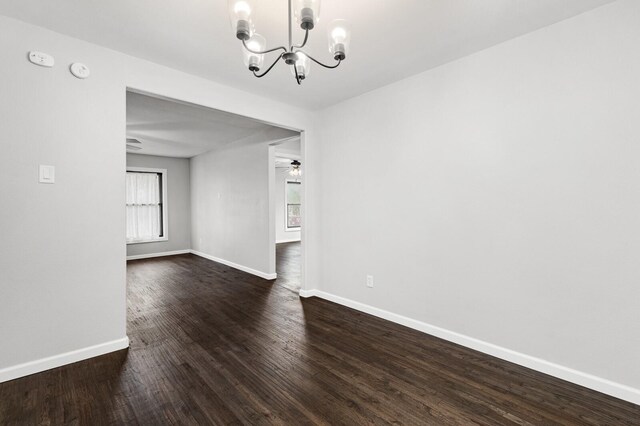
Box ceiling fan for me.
[276,158,302,177]
[275,157,293,168]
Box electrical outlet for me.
[366,275,374,288]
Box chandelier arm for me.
[242,39,287,55]
[295,51,342,69]
[292,29,309,50]
[252,53,285,78]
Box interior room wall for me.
[126,153,191,258]
[191,142,275,278]
[315,0,640,398]
[275,168,302,243]
[5,1,636,405]
[0,15,315,382]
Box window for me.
[126,168,168,244]
[286,180,301,230]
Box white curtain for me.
[126,172,161,242]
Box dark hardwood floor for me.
[275,241,301,293]
[1,253,639,425]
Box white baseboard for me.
[0,337,129,384]
[277,238,301,244]
[127,249,277,280]
[298,289,317,298]
[127,249,191,260]
[191,250,277,280]
[300,289,640,406]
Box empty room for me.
[0,0,639,425]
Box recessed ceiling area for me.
[126,92,299,158]
[0,0,614,109]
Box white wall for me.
[276,169,301,243]
[4,1,636,405]
[126,154,191,258]
[0,15,315,381]
[316,0,640,399]
[191,142,275,277]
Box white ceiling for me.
[127,91,298,158]
[275,139,301,154]
[274,138,301,167]
[0,0,614,109]
[275,157,296,169]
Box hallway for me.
[274,241,301,293]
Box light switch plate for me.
[39,165,55,184]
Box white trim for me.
[299,131,307,292]
[0,337,129,384]
[191,250,277,280]
[126,167,169,244]
[300,290,640,405]
[277,237,301,244]
[126,237,168,245]
[269,146,277,283]
[126,166,167,173]
[298,289,317,298]
[127,249,191,261]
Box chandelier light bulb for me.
[331,27,346,42]
[234,1,251,16]
[290,53,311,80]
[328,19,351,61]
[243,34,266,71]
[294,0,321,30]
[229,0,254,40]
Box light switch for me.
[39,165,55,184]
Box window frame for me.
[285,179,302,231]
[126,167,169,245]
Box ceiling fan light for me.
[295,0,321,30]
[243,33,266,71]
[289,160,302,177]
[328,19,351,61]
[229,0,254,40]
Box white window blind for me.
[126,172,163,242]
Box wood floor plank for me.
[1,248,638,425]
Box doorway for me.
[125,89,305,291]
[272,139,302,292]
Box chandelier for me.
[228,0,351,84]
